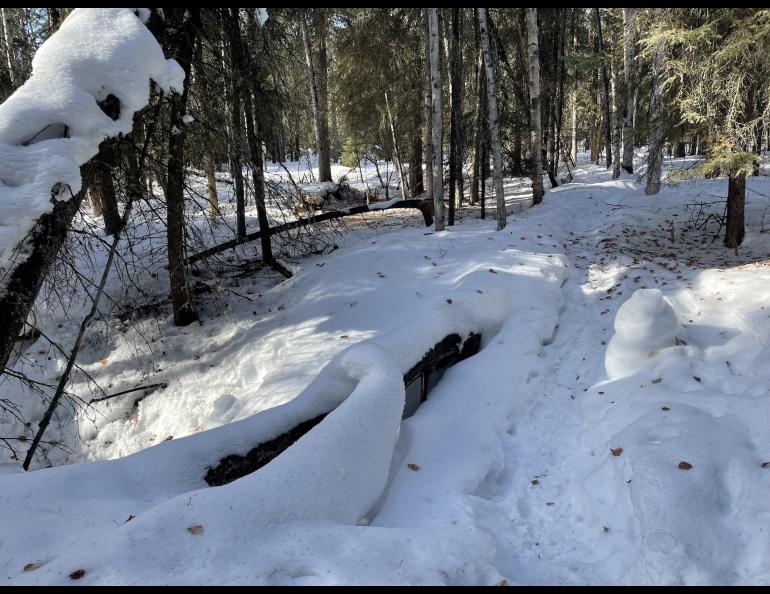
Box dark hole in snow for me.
[402,332,481,419]
[98,94,120,121]
[22,123,69,146]
[204,332,482,487]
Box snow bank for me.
[0,220,569,584]
[605,288,680,379]
[0,8,183,273]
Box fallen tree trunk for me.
[185,199,433,267]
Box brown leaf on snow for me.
[187,525,204,535]
[678,461,693,470]
[499,579,509,586]
[69,569,86,580]
[531,479,540,486]
[98,358,108,366]
[407,463,420,471]
[610,447,623,457]
[651,377,662,384]
[23,562,45,573]
[446,299,453,304]
[761,462,770,469]
[488,268,498,274]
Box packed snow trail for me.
[4,157,770,584]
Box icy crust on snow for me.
[605,288,680,380]
[0,225,569,585]
[0,8,183,270]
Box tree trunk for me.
[301,11,332,183]
[725,172,745,248]
[409,132,423,195]
[385,91,408,200]
[205,155,220,216]
[165,8,199,327]
[0,185,83,372]
[225,9,246,240]
[621,8,637,173]
[645,8,665,196]
[422,9,433,205]
[595,9,611,170]
[428,8,444,231]
[689,135,698,156]
[479,8,505,229]
[89,159,122,236]
[448,7,463,225]
[2,8,14,89]
[611,26,622,180]
[570,21,578,165]
[470,12,484,206]
[526,8,544,205]
[315,14,333,181]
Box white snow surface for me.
[0,8,183,271]
[4,154,770,585]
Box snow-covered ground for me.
[3,153,770,585]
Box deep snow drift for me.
[4,154,770,585]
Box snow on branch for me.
[0,8,184,273]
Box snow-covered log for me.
[0,8,183,370]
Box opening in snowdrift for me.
[205,332,482,486]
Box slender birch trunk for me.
[621,8,637,173]
[428,8,444,231]
[422,10,433,203]
[526,8,544,205]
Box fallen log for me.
[185,199,433,267]
[204,332,480,487]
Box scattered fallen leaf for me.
[499,579,509,586]
[693,376,701,383]
[125,514,136,523]
[603,526,609,533]
[187,525,204,535]
[488,268,497,274]
[407,463,420,471]
[678,461,693,470]
[610,447,623,457]
[99,358,108,366]
[23,562,44,572]
[651,377,662,384]
[69,569,86,580]
[662,406,671,411]
[339,335,349,340]
[446,299,453,304]
[762,462,770,469]
[531,479,540,486]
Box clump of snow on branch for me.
[0,8,184,272]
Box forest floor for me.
[3,154,770,585]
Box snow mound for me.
[0,8,183,273]
[605,289,679,380]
